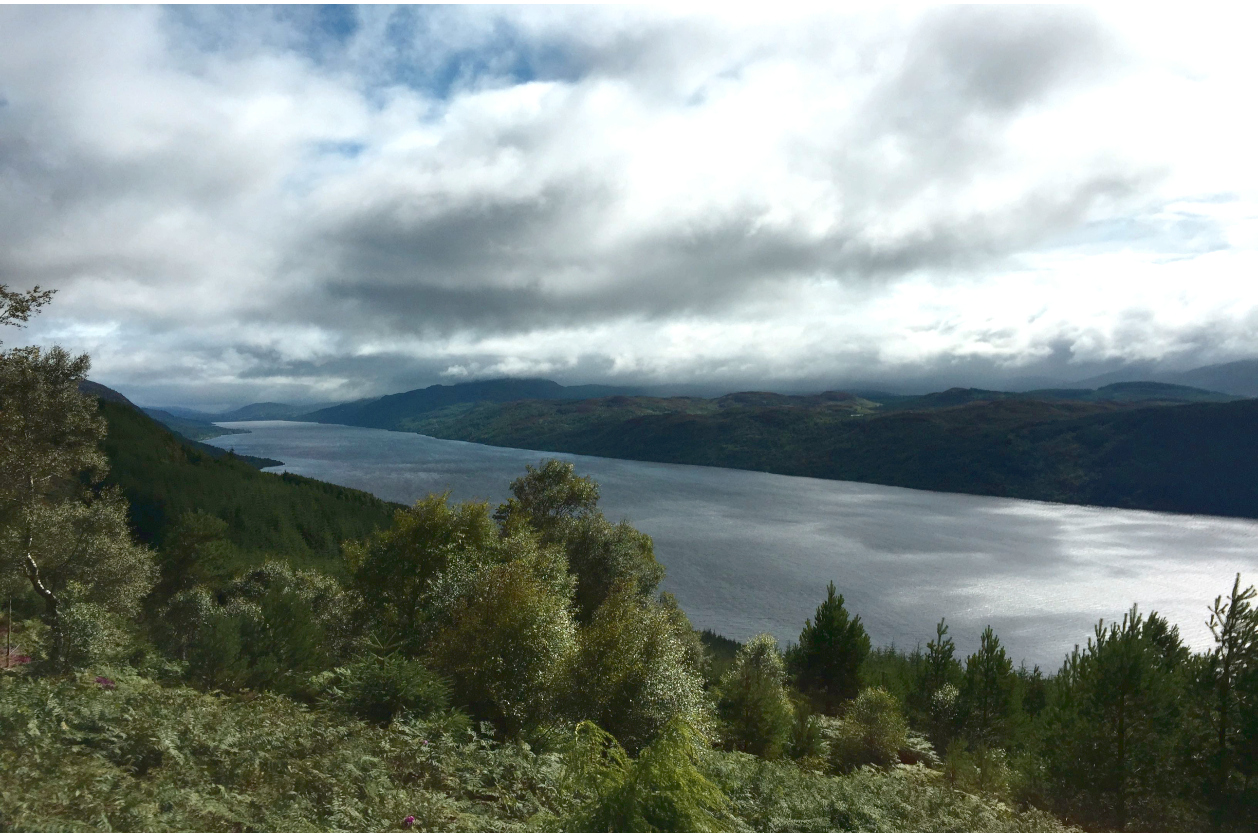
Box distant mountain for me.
[1075,359,1258,398]
[877,382,1238,411]
[79,379,137,407]
[301,378,641,430]
[142,408,248,442]
[1168,360,1258,398]
[217,401,337,421]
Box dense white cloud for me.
[0,5,1255,407]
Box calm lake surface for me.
[208,421,1258,668]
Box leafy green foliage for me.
[428,536,578,735]
[827,687,909,773]
[788,581,870,713]
[348,493,498,654]
[0,670,566,832]
[715,634,794,759]
[960,626,1018,749]
[0,344,155,666]
[1199,575,1258,830]
[560,514,664,621]
[570,585,711,754]
[163,562,352,696]
[558,719,731,833]
[321,653,452,726]
[707,752,1076,833]
[496,460,664,621]
[496,459,601,534]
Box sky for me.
[1,5,1256,409]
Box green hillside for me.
[403,394,1258,518]
[98,399,398,563]
[302,377,640,429]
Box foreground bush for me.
[320,652,451,726]
[827,687,909,773]
[716,633,794,759]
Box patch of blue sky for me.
[375,7,586,101]
[314,140,367,160]
[1042,212,1230,256]
[162,5,358,67]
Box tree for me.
[914,617,962,750]
[497,459,664,622]
[715,633,794,758]
[959,626,1017,750]
[787,582,870,713]
[427,535,578,735]
[570,583,711,753]
[1043,606,1187,830]
[494,459,599,535]
[1200,574,1258,830]
[347,493,498,655]
[0,284,54,330]
[557,514,664,622]
[0,323,154,664]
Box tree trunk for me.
[21,543,61,665]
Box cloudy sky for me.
[1,5,1256,408]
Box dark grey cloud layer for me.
[0,6,1253,407]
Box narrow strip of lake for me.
[208,421,1258,668]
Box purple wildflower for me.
[95,676,116,690]
[402,816,415,828]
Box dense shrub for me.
[348,493,499,655]
[570,585,711,753]
[428,537,578,735]
[558,719,729,833]
[321,652,451,726]
[715,633,794,758]
[827,687,909,773]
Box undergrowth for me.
[0,669,1078,833]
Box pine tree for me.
[787,582,870,713]
[959,626,1016,750]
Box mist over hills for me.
[1075,358,1258,398]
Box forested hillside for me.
[98,399,398,565]
[302,377,641,429]
[400,392,1258,518]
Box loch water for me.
[208,420,1258,668]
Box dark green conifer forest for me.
[3,289,1258,832]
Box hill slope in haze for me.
[300,377,640,428]
[1076,358,1258,397]
[142,407,248,441]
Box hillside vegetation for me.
[393,386,1258,518]
[303,378,641,429]
[99,399,397,566]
